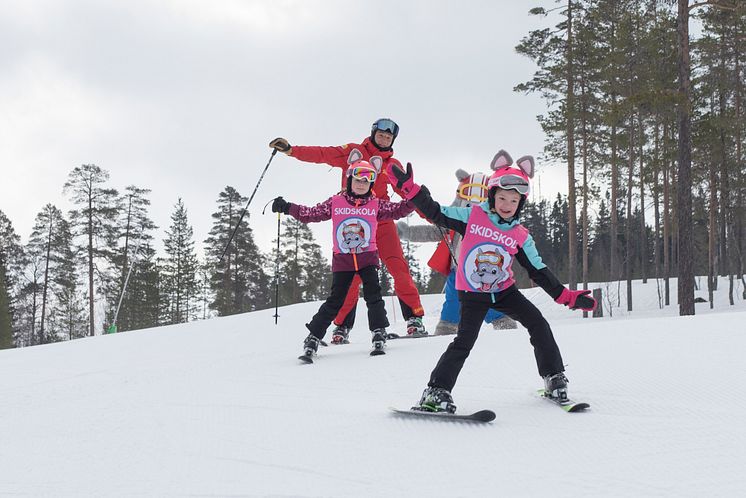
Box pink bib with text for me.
[331,195,379,255]
[455,207,528,293]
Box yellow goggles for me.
[457,183,488,203]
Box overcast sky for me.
[1,0,564,263]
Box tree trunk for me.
[708,154,716,309]
[581,76,589,318]
[611,116,619,289]
[566,0,577,290]
[39,214,53,344]
[88,180,95,336]
[735,17,743,303]
[676,0,695,316]
[653,119,662,281]
[663,121,671,306]
[626,116,634,312]
[639,114,648,284]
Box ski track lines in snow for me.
[1,286,746,497]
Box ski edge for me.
[389,407,496,423]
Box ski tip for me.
[565,402,590,412]
[472,409,497,422]
[370,349,386,356]
[298,355,313,364]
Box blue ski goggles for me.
[372,118,399,137]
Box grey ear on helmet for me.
[516,155,535,178]
[455,168,470,181]
[347,148,364,165]
[369,156,383,173]
[490,150,514,171]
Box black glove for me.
[271,196,290,214]
[269,137,292,154]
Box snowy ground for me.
[2,277,746,497]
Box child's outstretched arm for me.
[376,198,416,221]
[515,236,597,312]
[272,196,333,223]
[390,163,469,236]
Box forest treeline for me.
[2,1,745,348]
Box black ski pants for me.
[428,285,564,392]
[306,265,389,340]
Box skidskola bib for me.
[455,207,529,293]
[331,195,379,255]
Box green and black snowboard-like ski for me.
[537,389,590,412]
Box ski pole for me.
[274,211,281,324]
[219,149,278,262]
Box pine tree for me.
[26,204,70,343]
[205,187,270,316]
[63,164,120,335]
[271,218,331,306]
[0,264,11,349]
[161,198,199,325]
[108,186,158,331]
[49,217,86,341]
[0,210,22,349]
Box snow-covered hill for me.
[2,278,745,497]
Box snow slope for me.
[2,278,746,497]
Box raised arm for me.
[390,163,469,235]
[285,196,333,223]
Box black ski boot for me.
[406,316,428,336]
[370,328,387,356]
[298,334,320,363]
[543,372,569,400]
[331,325,350,345]
[416,386,457,413]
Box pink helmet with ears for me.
[486,151,536,218]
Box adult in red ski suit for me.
[269,119,426,336]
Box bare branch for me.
[689,0,739,11]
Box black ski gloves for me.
[271,196,291,214]
[269,137,292,154]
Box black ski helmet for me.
[370,118,399,150]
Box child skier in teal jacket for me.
[390,153,596,413]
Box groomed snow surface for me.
[2,277,745,497]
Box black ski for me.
[298,354,314,364]
[370,349,386,356]
[537,389,590,412]
[385,332,432,340]
[390,407,496,423]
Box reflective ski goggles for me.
[488,174,530,195]
[349,165,377,183]
[475,252,502,265]
[457,182,488,203]
[372,118,399,137]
